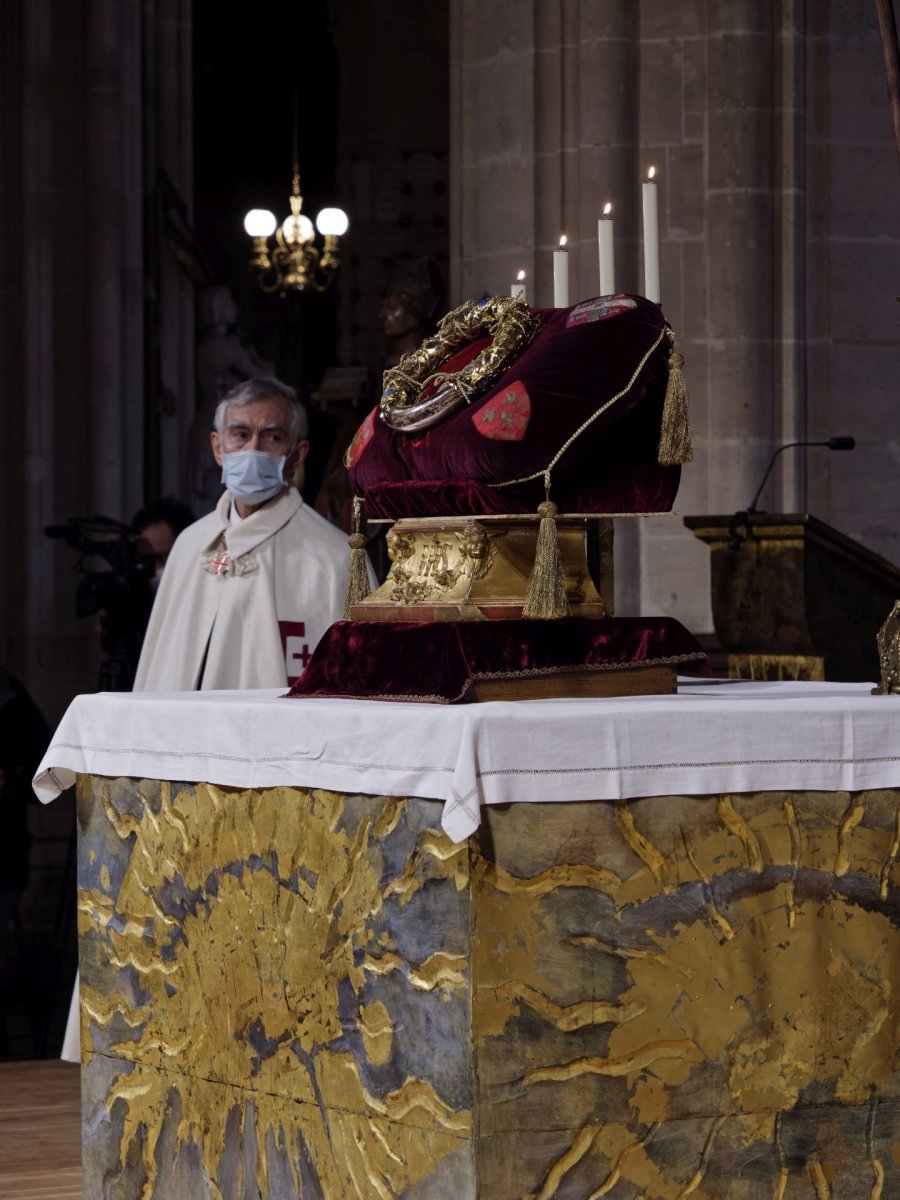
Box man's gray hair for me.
[213,378,309,445]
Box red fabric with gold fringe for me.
[287,617,706,704]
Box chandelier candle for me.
[510,270,527,302]
[598,203,615,295]
[553,236,569,307]
[642,167,661,303]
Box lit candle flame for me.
[517,270,526,282]
[647,166,656,181]
[602,202,613,217]
[559,235,567,249]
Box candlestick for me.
[598,202,615,295]
[642,167,660,303]
[553,236,569,307]
[510,269,527,302]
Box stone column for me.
[85,0,135,519]
[703,4,778,514]
[148,0,195,500]
[2,0,194,720]
[450,0,538,302]
[19,0,95,716]
[451,0,639,304]
[806,1,900,566]
[0,0,25,673]
[774,0,808,512]
[629,1,714,628]
[635,2,785,629]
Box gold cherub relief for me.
[385,522,493,605]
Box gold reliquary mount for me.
[350,515,616,623]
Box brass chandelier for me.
[243,107,348,295]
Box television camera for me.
[45,515,156,691]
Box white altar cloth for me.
[34,680,900,842]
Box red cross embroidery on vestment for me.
[279,621,311,685]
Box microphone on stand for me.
[727,437,856,550]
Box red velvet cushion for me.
[349,295,677,517]
[287,617,707,704]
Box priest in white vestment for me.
[134,376,372,692]
[63,378,371,1061]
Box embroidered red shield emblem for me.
[566,296,637,328]
[472,380,531,441]
[344,408,377,468]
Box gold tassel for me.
[657,333,694,465]
[523,485,571,620]
[343,497,370,620]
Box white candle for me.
[642,166,661,303]
[598,202,615,295]
[510,269,527,302]
[553,236,569,307]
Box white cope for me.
[134,487,371,691]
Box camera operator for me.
[45,498,195,693]
[131,498,195,593]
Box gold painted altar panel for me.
[472,791,900,1198]
[78,777,900,1198]
[77,778,474,1198]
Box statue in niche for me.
[380,257,444,368]
[185,285,276,514]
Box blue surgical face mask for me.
[221,450,287,505]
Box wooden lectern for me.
[685,513,900,681]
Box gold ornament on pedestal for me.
[351,514,613,623]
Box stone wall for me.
[335,0,450,373]
[806,2,900,563]
[449,0,899,630]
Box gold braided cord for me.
[380,296,537,432]
[342,495,371,619]
[657,327,693,465]
[493,327,667,489]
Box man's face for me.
[135,521,177,573]
[211,397,309,475]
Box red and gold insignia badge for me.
[566,296,637,328]
[472,380,531,442]
[344,409,377,468]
